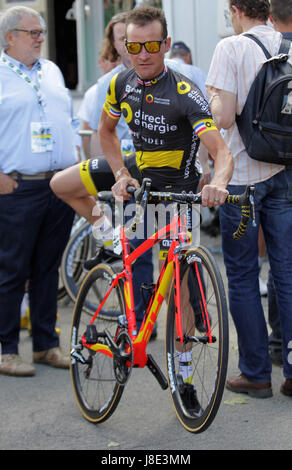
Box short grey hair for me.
[0,6,42,50]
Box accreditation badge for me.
[121,139,135,155]
[31,122,53,153]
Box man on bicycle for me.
[98,5,234,409]
[99,6,233,216]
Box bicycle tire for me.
[57,279,67,301]
[70,264,125,423]
[166,246,229,433]
[58,214,87,301]
[60,221,92,303]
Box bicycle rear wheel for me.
[70,264,125,423]
[57,276,67,301]
[166,246,228,433]
[60,221,93,303]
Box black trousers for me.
[0,179,74,354]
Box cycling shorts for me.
[155,179,200,260]
[79,155,199,258]
[79,153,141,196]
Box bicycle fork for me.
[174,251,215,346]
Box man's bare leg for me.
[158,258,194,354]
[50,164,103,225]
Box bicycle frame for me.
[81,204,211,369]
[70,180,257,432]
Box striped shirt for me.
[206,25,291,186]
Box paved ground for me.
[0,229,291,452]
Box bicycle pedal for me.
[147,354,168,390]
[85,324,99,344]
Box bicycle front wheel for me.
[70,264,125,423]
[166,246,228,433]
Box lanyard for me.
[0,52,44,110]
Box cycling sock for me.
[92,216,113,250]
[178,350,193,384]
[258,256,264,271]
[20,292,29,319]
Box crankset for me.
[112,330,133,386]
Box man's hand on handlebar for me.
[201,184,229,208]
[124,178,255,241]
[111,175,140,201]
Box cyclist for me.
[101,6,233,203]
[97,5,234,414]
[55,5,234,416]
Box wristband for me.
[208,93,219,106]
[115,166,128,180]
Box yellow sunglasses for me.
[125,39,167,55]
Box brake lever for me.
[248,186,257,228]
[125,179,152,235]
[134,178,152,203]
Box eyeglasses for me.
[125,39,166,55]
[12,29,47,39]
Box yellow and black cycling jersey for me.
[103,65,217,191]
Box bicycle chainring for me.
[113,330,133,386]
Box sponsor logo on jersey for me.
[121,102,133,123]
[134,109,178,134]
[146,94,154,104]
[187,89,210,113]
[125,84,142,95]
[177,81,191,95]
[145,95,170,106]
[193,119,217,137]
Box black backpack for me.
[236,34,292,166]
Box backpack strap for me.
[243,33,271,59]
[279,38,291,55]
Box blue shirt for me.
[0,52,79,174]
[283,32,292,41]
[166,58,207,98]
[89,63,131,144]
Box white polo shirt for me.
[206,25,291,185]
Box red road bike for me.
[70,179,255,433]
